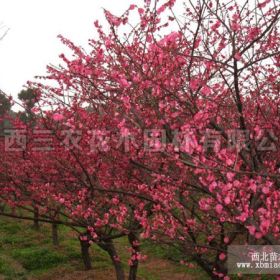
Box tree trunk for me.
[79,237,92,271]
[128,233,139,280]
[128,262,138,280]
[193,255,220,280]
[98,240,125,280]
[52,222,59,246]
[33,206,40,230]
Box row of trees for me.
[0,0,280,279]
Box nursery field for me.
[0,217,207,280]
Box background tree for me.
[0,91,13,137]
[0,92,11,116]
[18,88,37,125]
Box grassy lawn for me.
[0,218,275,279]
[0,217,209,280]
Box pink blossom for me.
[113,255,121,262]
[189,79,200,91]
[219,253,226,261]
[215,204,223,214]
[104,10,121,27]
[249,181,257,193]
[234,52,242,60]
[224,196,231,205]
[52,113,64,121]
[164,32,180,44]
[247,27,260,41]
[199,198,211,211]
[258,0,270,9]
[207,235,214,242]
[260,220,270,234]
[129,4,136,10]
[209,181,217,192]
[255,232,263,239]
[201,86,211,95]
[188,263,195,268]
[226,172,235,182]
[226,158,234,166]
[224,237,230,244]
[119,78,130,88]
[237,212,248,222]
[194,37,201,48]
[218,39,226,51]
[211,21,221,32]
[231,23,241,32]
[157,5,166,14]
[262,186,269,194]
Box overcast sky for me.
[0,0,144,102]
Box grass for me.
[0,218,80,279]
[0,217,209,280]
[0,217,276,280]
[12,247,67,270]
[2,217,274,280]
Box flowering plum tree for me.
[0,0,280,279]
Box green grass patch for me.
[0,257,13,275]
[0,215,209,279]
[12,247,67,270]
[0,255,27,280]
[0,222,21,235]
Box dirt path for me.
[141,258,197,280]
[36,258,199,280]
[35,268,116,280]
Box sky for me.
[0,0,143,103]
